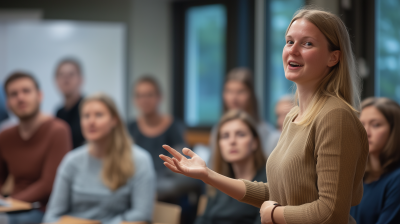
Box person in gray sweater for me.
[44,93,156,224]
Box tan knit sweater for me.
[239,97,369,224]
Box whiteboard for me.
[0,21,126,118]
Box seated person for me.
[275,95,294,132]
[350,97,400,224]
[44,93,156,224]
[128,76,198,202]
[195,110,267,224]
[54,58,86,149]
[0,72,72,224]
[210,68,280,158]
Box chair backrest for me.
[1,175,14,196]
[197,195,208,216]
[152,201,181,224]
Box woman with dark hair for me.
[195,110,266,224]
[211,68,280,158]
[350,97,400,224]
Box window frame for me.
[172,0,255,129]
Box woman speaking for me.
[160,8,368,224]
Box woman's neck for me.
[231,156,256,181]
[365,153,383,183]
[296,83,318,120]
[89,137,111,159]
[64,92,81,110]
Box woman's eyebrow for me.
[285,35,318,41]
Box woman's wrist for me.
[272,206,287,224]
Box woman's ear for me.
[328,50,340,67]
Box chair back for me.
[196,195,208,216]
[152,201,181,224]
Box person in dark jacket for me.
[350,97,400,224]
[54,58,85,149]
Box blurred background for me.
[0,0,398,141]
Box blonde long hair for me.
[288,8,361,125]
[81,93,134,191]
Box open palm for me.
[159,145,208,180]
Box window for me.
[375,0,400,102]
[265,0,304,123]
[184,4,227,127]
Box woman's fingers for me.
[159,154,174,164]
[172,157,185,173]
[182,148,196,158]
[164,162,182,174]
[162,145,184,160]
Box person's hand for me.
[260,201,278,224]
[160,145,209,181]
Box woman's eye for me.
[286,40,294,45]
[237,132,246,137]
[221,133,229,139]
[304,42,313,46]
[372,123,381,128]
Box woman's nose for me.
[288,43,300,56]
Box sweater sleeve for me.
[108,147,156,224]
[284,108,367,224]
[376,173,400,224]
[239,180,269,208]
[42,153,75,223]
[12,123,72,204]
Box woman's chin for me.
[285,73,301,82]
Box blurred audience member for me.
[128,76,196,202]
[275,95,294,132]
[211,68,280,158]
[0,86,8,123]
[196,110,266,224]
[55,58,85,149]
[44,93,156,223]
[0,72,71,224]
[350,97,400,224]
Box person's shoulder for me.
[132,144,154,175]
[385,166,400,183]
[320,96,357,115]
[170,117,186,131]
[132,144,152,162]
[0,124,18,140]
[62,145,88,165]
[315,96,360,123]
[48,117,70,133]
[127,120,139,132]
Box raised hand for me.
[159,145,209,181]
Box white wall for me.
[1,21,126,118]
[129,0,172,120]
